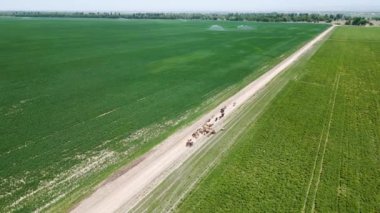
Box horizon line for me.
[1,9,380,13]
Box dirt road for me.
[72,26,335,213]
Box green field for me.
[0,18,328,211]
[177,27,380,212]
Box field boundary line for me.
[301,72,340,213]
[301,115,328,212]
[310,72,341,213]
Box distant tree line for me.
[0,11,376,25]
[344,17,372,26]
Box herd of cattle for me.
[186,105,228,147]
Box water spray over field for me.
[208,25,225,31]
[237,25,255,30]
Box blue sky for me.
[1,0,380,12]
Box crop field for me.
[0,17,328,211]
[177,27,380,212]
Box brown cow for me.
[186,139,193,147]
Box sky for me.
[1,0,380,12]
